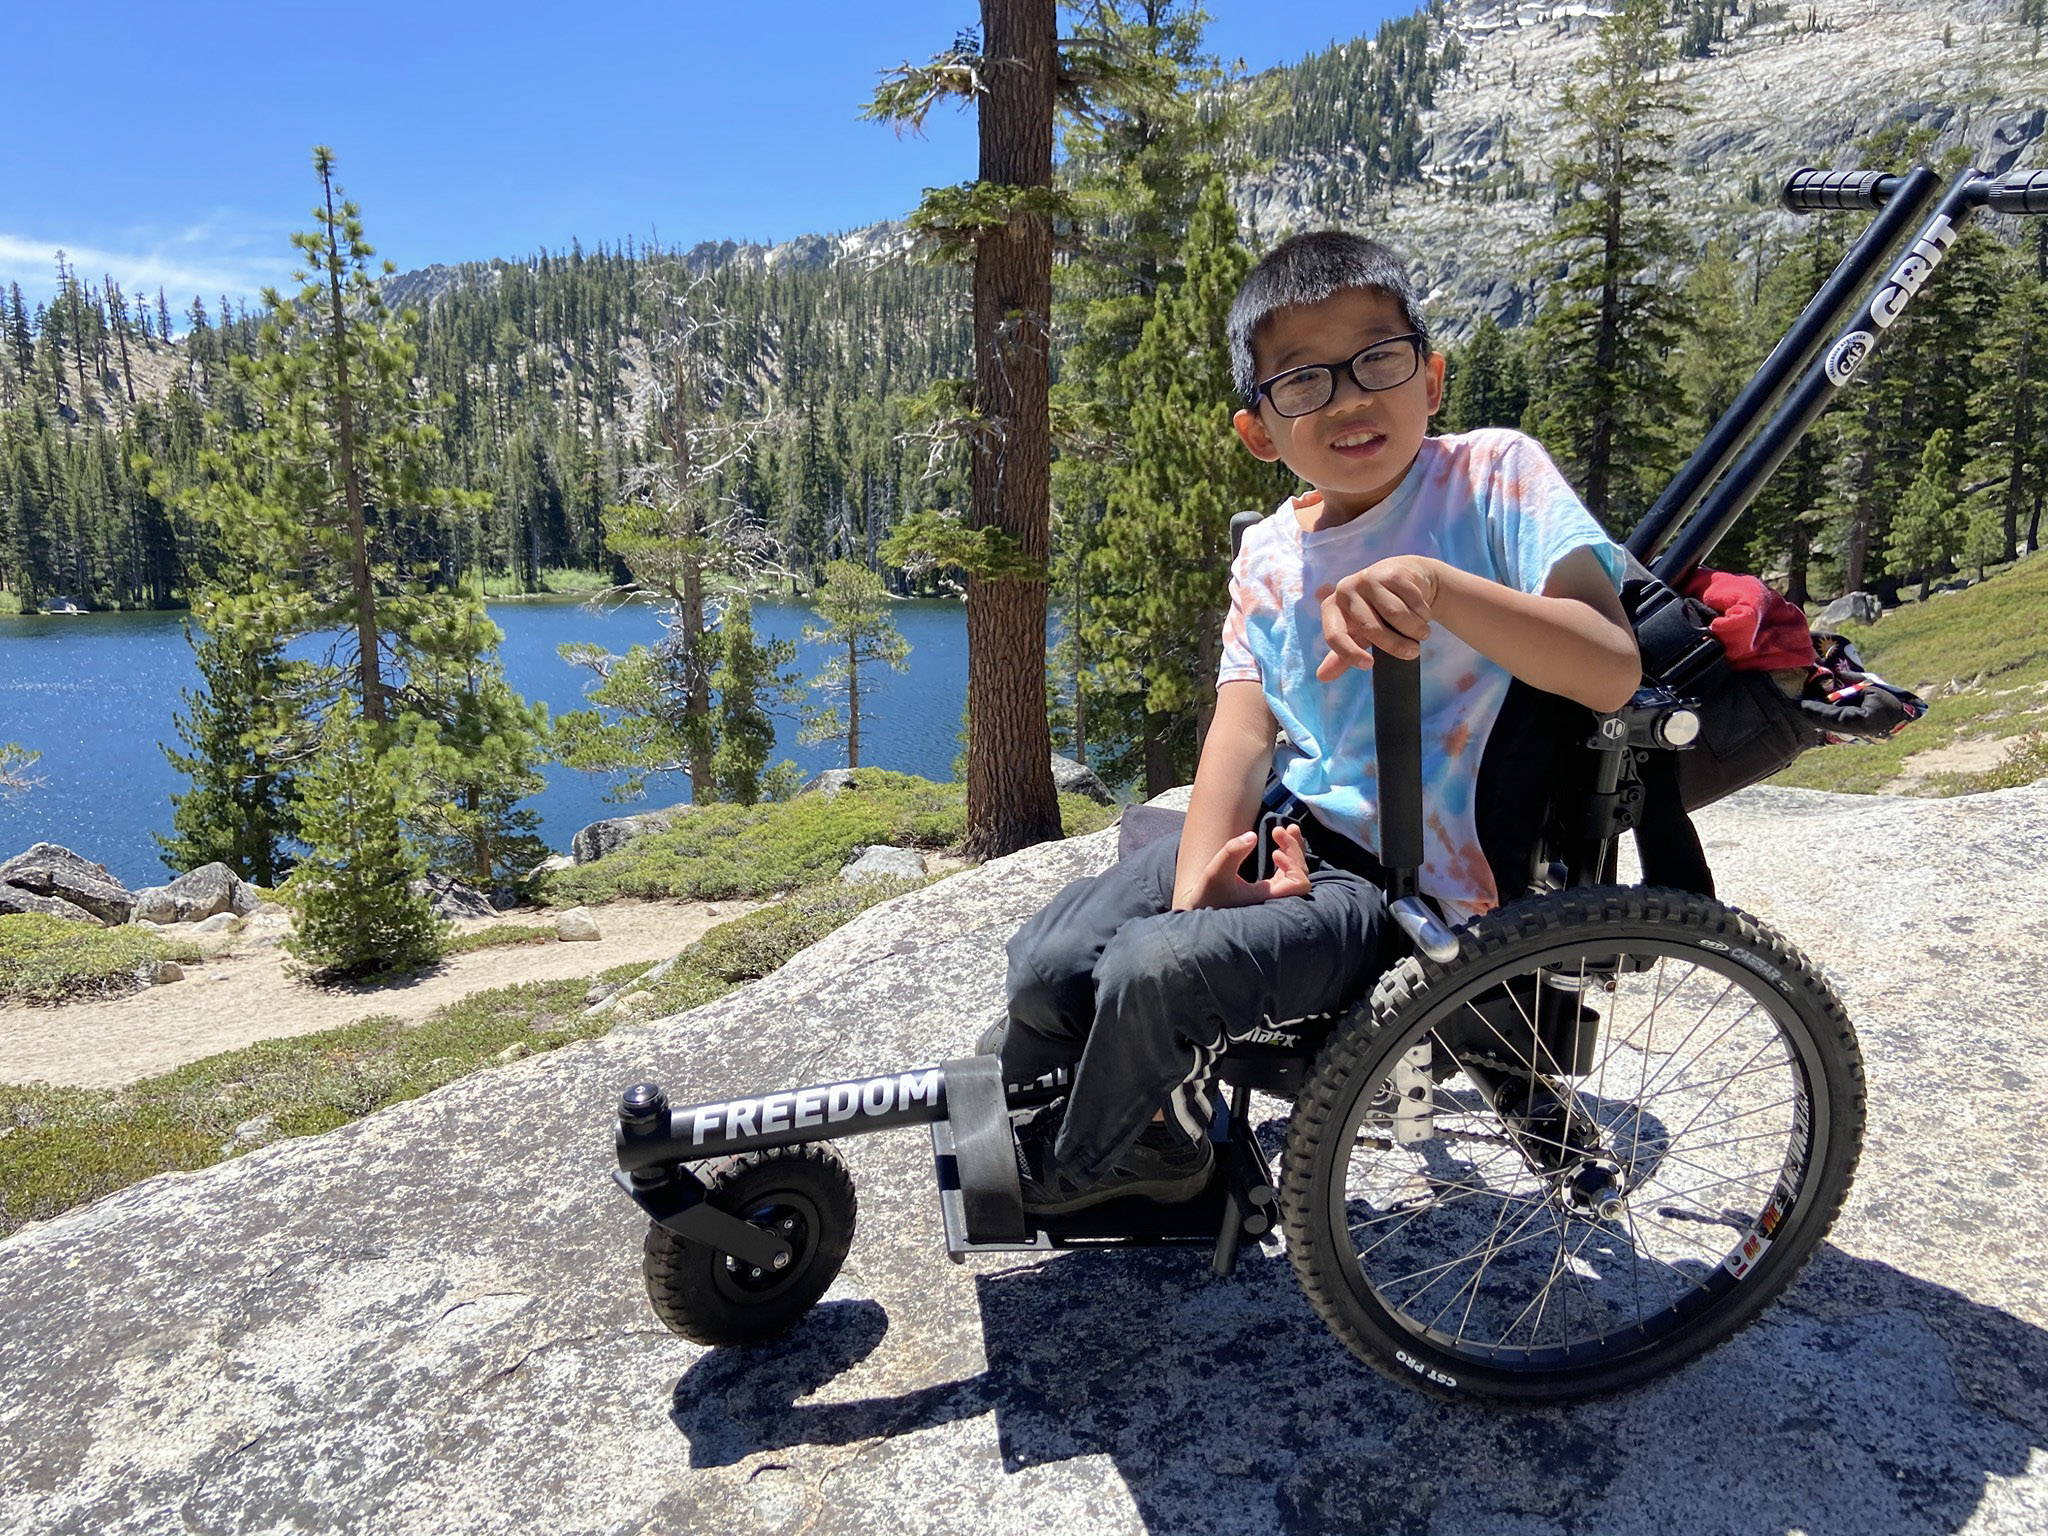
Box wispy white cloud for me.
[0,215,294,317]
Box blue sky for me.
[0,1,1410,318]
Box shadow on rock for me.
[668,1243,2048,1534]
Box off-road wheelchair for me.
[609,164,2047,1401]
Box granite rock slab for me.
[3,783,2047,1535]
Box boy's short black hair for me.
[1226,232,1431,402]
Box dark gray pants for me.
[999,819,1397,1184]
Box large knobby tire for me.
[1279,886,1864,1402]
[643,1141,858,1347]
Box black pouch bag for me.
[1623,563,1830,812]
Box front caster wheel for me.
[642,1141,858,1346]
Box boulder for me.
[0,843,134,925]
[1816,591,1882,629]
[798,768,861,799]
[839,845,928,883]
[569,804,692,865]
[554,907,601,942]
[133,862,254,925]
[1049,753,1116,807]
[190,912,238,936]
[526,854,574,881]
[408,875,496,922]
[0,885,96,923]
[7,785,2048,1533]
[152,961,185,984]
[129,887,181,925]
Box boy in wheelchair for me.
[1000,232,1642,1216]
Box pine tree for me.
[1964,230,2046,567]
[284,698,444,982]
[1887,428,1961,600]
[1087,177,1283,796]
[798,559,911,768]
[711,598,802,804]
[153,608,303,884]
[177,147,463,729]
[1047,0,1259,776]
[867,0,1063,858]
[1524,0,1691,530]
[392,601,553,894]
[1440,312,1530,432]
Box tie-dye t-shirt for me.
[1217,428,1625,924]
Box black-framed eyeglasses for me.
[1248,333,1427,418]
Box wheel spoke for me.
[1302,906,1852,1381]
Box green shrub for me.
[443,923,554,955]
[0,915,203,1005]
[537,769,1121,905]
[687,877,929,982]
[1947,734,2048,795]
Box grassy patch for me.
[1923,733,2048,796]
[442,923,555,956]
[1771,553,2048,796]
[538,768,1117,904]
[0,915,203,1005]
[623,875,930,1019]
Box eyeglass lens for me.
[1265,339,1420,418]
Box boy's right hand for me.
[1175,822,1311,911]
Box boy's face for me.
[1232,288,1446,519]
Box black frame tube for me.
[1653,167,1993,585]
[1372,653,1424,898]
[1625,166,1943,563]
[616,1062,1066,1171]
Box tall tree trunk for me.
[962,0,1061,860]
[847,633,862,768]
[1142,710,1175,800]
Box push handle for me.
[1782,168,1901,213]
[1372,651,1424,881]
[1371,651,1460,962]
[1987,168,2048,216]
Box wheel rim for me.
[709,1191,820,1306]
[1326,936,1828,1375]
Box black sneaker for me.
[1015,1109,1215,1216]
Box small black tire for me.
[642,1141,858,1347]
[1279,885,1864,1402]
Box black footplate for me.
[929,1070,1280,1273]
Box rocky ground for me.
[1,780,2045,1535]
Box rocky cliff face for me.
[3,780,2046,1534]
[1238,0,2046,334]
[381,0,2041,341]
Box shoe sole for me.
[1022,1153,1216,1217]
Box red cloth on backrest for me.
[1679,568,1817,672]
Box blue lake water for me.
[0,596,997,890]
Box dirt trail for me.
[0,899,754,1090]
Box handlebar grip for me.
[1782,167,1901,213]
[1987,169,2048,216]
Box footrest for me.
[936,1054,1030,1245]
[930,1105,1280,1260]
